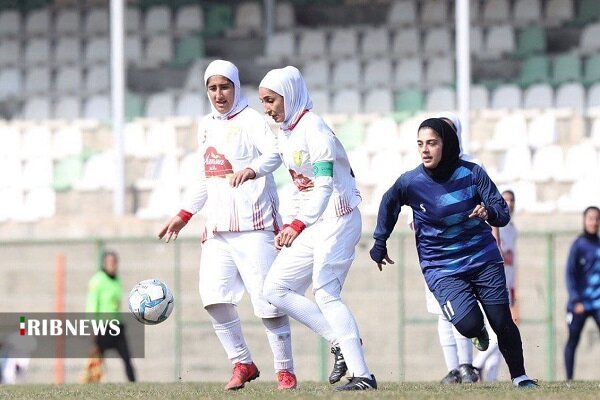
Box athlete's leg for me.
[564,311,588,380]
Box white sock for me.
[482,344,501,381]
[206,304,252,364]
[438,317,459,371]
[512,374,532,386]
[262,281,337,343]
[453,326,474,365]
[263,316,294,373]
[315,280,371,379]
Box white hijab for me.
[259,66,313,131]
[437,112,464,156]
[203,60,248,119]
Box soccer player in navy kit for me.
[563,206,600,381]
[369,118,537,388]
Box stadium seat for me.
[527,111,558,149]
[23,66,50,95]
[392,28,420,56]
[331,88,361,114]
[144,5,171,35]
[527,144,563,182]
[484,24,515,57]
[124,121,147,157]
[425,86,455,111]
[482,0,510,24]
[557,176,600,212]
[573,0,600,26]
[394,88,424,113]
[361,27,390,56]
[232,1,263,37]
[24,8,49,37]
[297,29,326,59]
[74,151,116,191]
[489,145,531,183]
[137,154,179,189]
[178,151,203,187]
[54,96,81,119]
[52,125,83,159]
[555,82,585,111]
[54,37,81,65]
[0,68,22,99]
[21,125,52,160]
[334,120,365,152]
[83,95,110,121]
[85,65,110,94]
[174,35,204,66]
[590,117,600,147]
[424,56,454,86]
[136,182,181,219]
[145,92,175,118]
[55,66,81,95]
[469,0,481,22]
[332,59,361,89]
[125,7,141,33]
[0,124,20,158]
[276,1,295,29]
[83,8,109,36]
[557,143,598,182]
[518,55,550,87]
[551,52,582,86]
[487,113,527,150]
[523,83,553,109]
[21,157,53,190]
[470,26,484,55]
[583,53,600,86]
[143,35,173,66]
[512,0,541,26]
[423,27,452,56]
[363,88,393,114]
[580,22,600,54]
[545,0,574,26]
[55,8,80,35]
[24,38,50,66]
[0,156,21,189]
[125,92,144,120]
[17,187,56,221]
[587,83,600,109]
[363,59,392,87]
[513,25,547,57]
[22,97,51,120]
[394,57,423,88]
[0,9,20,37]
[176,92,205,117]
[329,28,358,59]
[53,155,84,192]
[309,89,329,114]
[471,85,490,110]
[145,122,177,157]
[387,0,417,26]
[125,35,143,65]
[0,39,20,67]
[84,37,110,65]
[203,3,233,38]
[364,117,398,153]
[420,0,448,24]
[302,59,329,90]
[265,31,295,61]
[174,4,204,34]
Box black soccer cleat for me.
[328,345,348,384]
[458,364,479,383]
[441,368,462,384]
[335,374,377,391]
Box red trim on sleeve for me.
[178,209,193,222]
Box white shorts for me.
[198,230,283,318]
[266,208,361,294]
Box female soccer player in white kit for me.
[231,66,376,391]
[158,60,296,391]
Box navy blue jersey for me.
[373,160,509,288]
[565,234,600,312]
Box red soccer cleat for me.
[277,370,297,390]
[224,362,260,390]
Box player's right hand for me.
[369,240,395,271]
[158,216,187,243]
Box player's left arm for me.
[473,165,509,227]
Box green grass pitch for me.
[1,381,600,400]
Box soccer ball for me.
[128,279,174,325]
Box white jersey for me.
[275,111,361,225]
[182,107,282,238]
[500,220,517,267]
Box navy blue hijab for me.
[418,118,460,182]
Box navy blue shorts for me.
[431,262,509,324]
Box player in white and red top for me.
[231,66,376,391]
[158,60,296,391]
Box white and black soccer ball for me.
[128,279,174,325]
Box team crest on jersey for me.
[293,150,304,166]
[227,125,241,143]
[204,146,233,177]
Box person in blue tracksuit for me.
[369,118,537,388]
[563,205,600,380]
